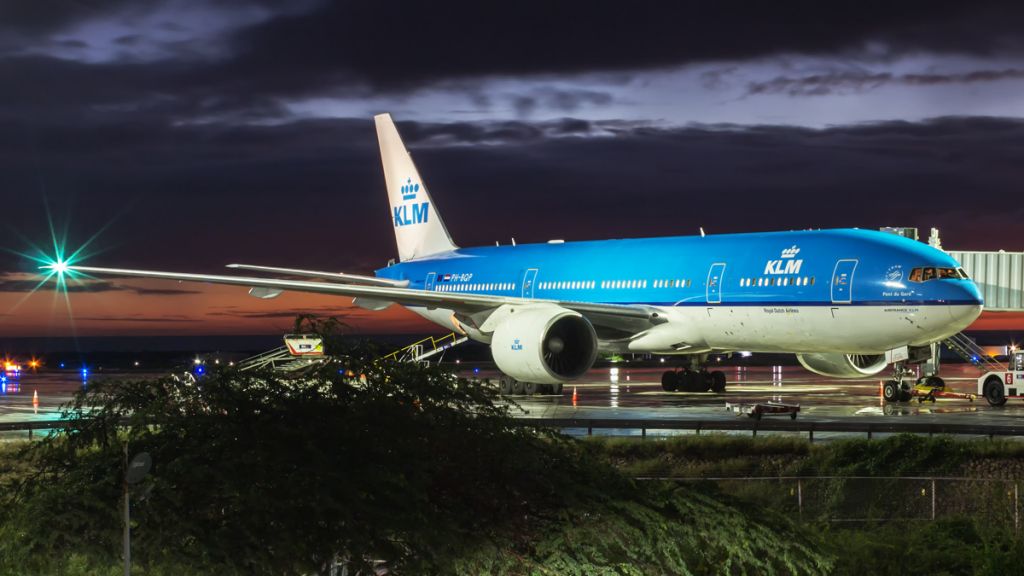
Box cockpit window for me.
[908,266,964,283]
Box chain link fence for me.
[659,476,1022,527]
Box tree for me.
[0,351,830,575]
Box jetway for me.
[947,249,1024,311]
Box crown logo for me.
[401,178,420,201]
[781,245,800,259]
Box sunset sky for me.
[1,1,1024,336]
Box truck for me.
[977,351,1022,406]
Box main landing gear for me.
[661,356,727,393]
[497,374,563,396]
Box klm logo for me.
[401,177,420,201]
[393,177,430,227]
[764,245,803,275]
[393,203,429,227]
[511,339,524,351]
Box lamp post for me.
[123,448,152,576]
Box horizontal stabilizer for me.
[227,263,408,287]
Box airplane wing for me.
[67,265,663,333]
[225,263,409,287]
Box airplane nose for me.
[947,281,984,327]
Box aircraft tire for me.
[882,380,900,403]
[499,376,514,396]
[550,382,563,396]
[524,381,540,395]
[709,371,727,393]
[661,371,679,392]
[680,371,702,392]
[511,379,525,395]
[984,376,1007,407]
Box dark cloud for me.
[0,276,200,296]
[2,114,1022,280]
[124,286,203,296]
[72,315,198,323]
[217,1,1024,93]
[0,279,122,293]
[748,68,1024,96]
[208,307,357,319]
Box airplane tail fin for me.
[374,113,457,262]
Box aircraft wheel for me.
[499,376,514,396]
[984,376,1007,407]
[924,376,945,390]
[524,381,539,395]
[709,371,727,393]
[511,379,525,395]
[550,382,563,396]
[661,371,679,392]
[882,380,900,403]
[681,371,702,392]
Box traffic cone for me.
[32,389,38,408]
[572,386,578,406]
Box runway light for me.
[80,367,88,378]
[194,358,203,365]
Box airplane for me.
[57,113,983,401]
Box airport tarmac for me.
[464,364,1024,437]
[1,364,1022,440]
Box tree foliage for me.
[0,353,829,575]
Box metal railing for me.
[8,416,1024,442]
[512,417,1024,441]
[944,332,1004,373]
[380,332,469,363]
[236,346,294,371]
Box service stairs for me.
[236,346,324,373]
[381,332,469,364]
[942,332,1004,373]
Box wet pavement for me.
[461,364,1024,439]
[1,364,1022,440]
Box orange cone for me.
[32,389,38,408]
[572,386,578,406]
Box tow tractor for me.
[908,381,976,404]
[977,351,1024,407]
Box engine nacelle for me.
[796,353,888,379]
[490,305,598,384]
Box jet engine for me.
[796,353,888,379]
[490,305,598,384]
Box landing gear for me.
[661,371,679,392]
[881,361,917,403]
[497,374,564,396]
[660,362,728,394]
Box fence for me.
[513,417,1024,441]
[646,475,1022,528]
